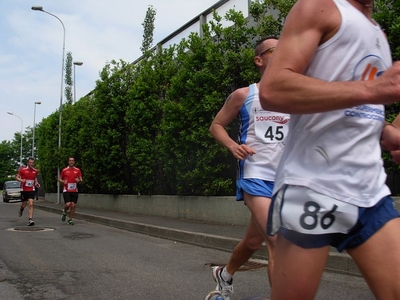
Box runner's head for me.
[68,156,75,168]
[254,36,278,74]
[27,157,35,169]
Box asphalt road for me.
[0,201,375,299]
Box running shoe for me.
[204,290,225,300]
[67,220,74,225]
[18,208,23,217]
[212,266,233,299]
[27,219,35,226]
[61,211,67,222]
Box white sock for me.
[221,267,233,282]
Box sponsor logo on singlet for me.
[344,55,387,122]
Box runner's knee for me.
[243,236,264,252]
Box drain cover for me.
[7,227,54,232]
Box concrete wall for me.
[45,193,400,227]
[44,193,251,226]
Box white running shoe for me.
[212,266,233,299]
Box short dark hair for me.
[27,157,35,161]
[254,36,279,56]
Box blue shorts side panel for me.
[236,178,274,201]
[337,196,400,251]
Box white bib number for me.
[25,180,34,187]
[254,112,289,143]
[280,186,358,234]
[67,183,77,191]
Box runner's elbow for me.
[259,85,281,111]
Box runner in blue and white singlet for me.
[237,83,289,182]
[206,37,289,300]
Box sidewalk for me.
[34,199,361,276]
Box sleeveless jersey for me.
[237,83,290,181]
[273,0,392,207]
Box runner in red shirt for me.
[59,156,83,225]
[16,157,40,226]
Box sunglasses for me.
[258,46,275,57]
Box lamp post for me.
[7,112,23,167]
[73,61,83,104]
[32,101,42,157]
[32,6,65,204]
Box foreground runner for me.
[259,0,400,299]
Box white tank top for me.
[273,0,392,207]
[237,83,290,181]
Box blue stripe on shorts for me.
[236,178,274,201]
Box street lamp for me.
[73,61,83,104]
[32,101,42,157]
[7,112,23,167]
[32,5,66,204]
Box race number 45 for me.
[264,125,285,141]
[255,121,289,143]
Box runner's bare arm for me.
[210,88,256,160]
[259,0,400,114]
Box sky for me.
[0,0,249,143]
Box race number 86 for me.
[300,201,338,230]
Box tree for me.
[159,9,258,195]
[35,112,59,192]
[140,5,157,55]
[84,60,134,194]
[32,1,400,196]
[126,46,178,194]
[64,51,73,104]
[374,0,400,61]
[0,140,17,185]
[249,0,296,38]
[365,1,400,177]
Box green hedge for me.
[32,0,400,195]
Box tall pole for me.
[73,61,83,104]
[7,112,23,167]
[32,6,65,204]
[32,101,42,157]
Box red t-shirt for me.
[60,166,82,192]
[18,167,38,192]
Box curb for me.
[35,203,361,276]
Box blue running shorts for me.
[268,185,400,252]
[236,178,274,201]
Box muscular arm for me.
[209,88,256,160]
[259,0,400,114]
